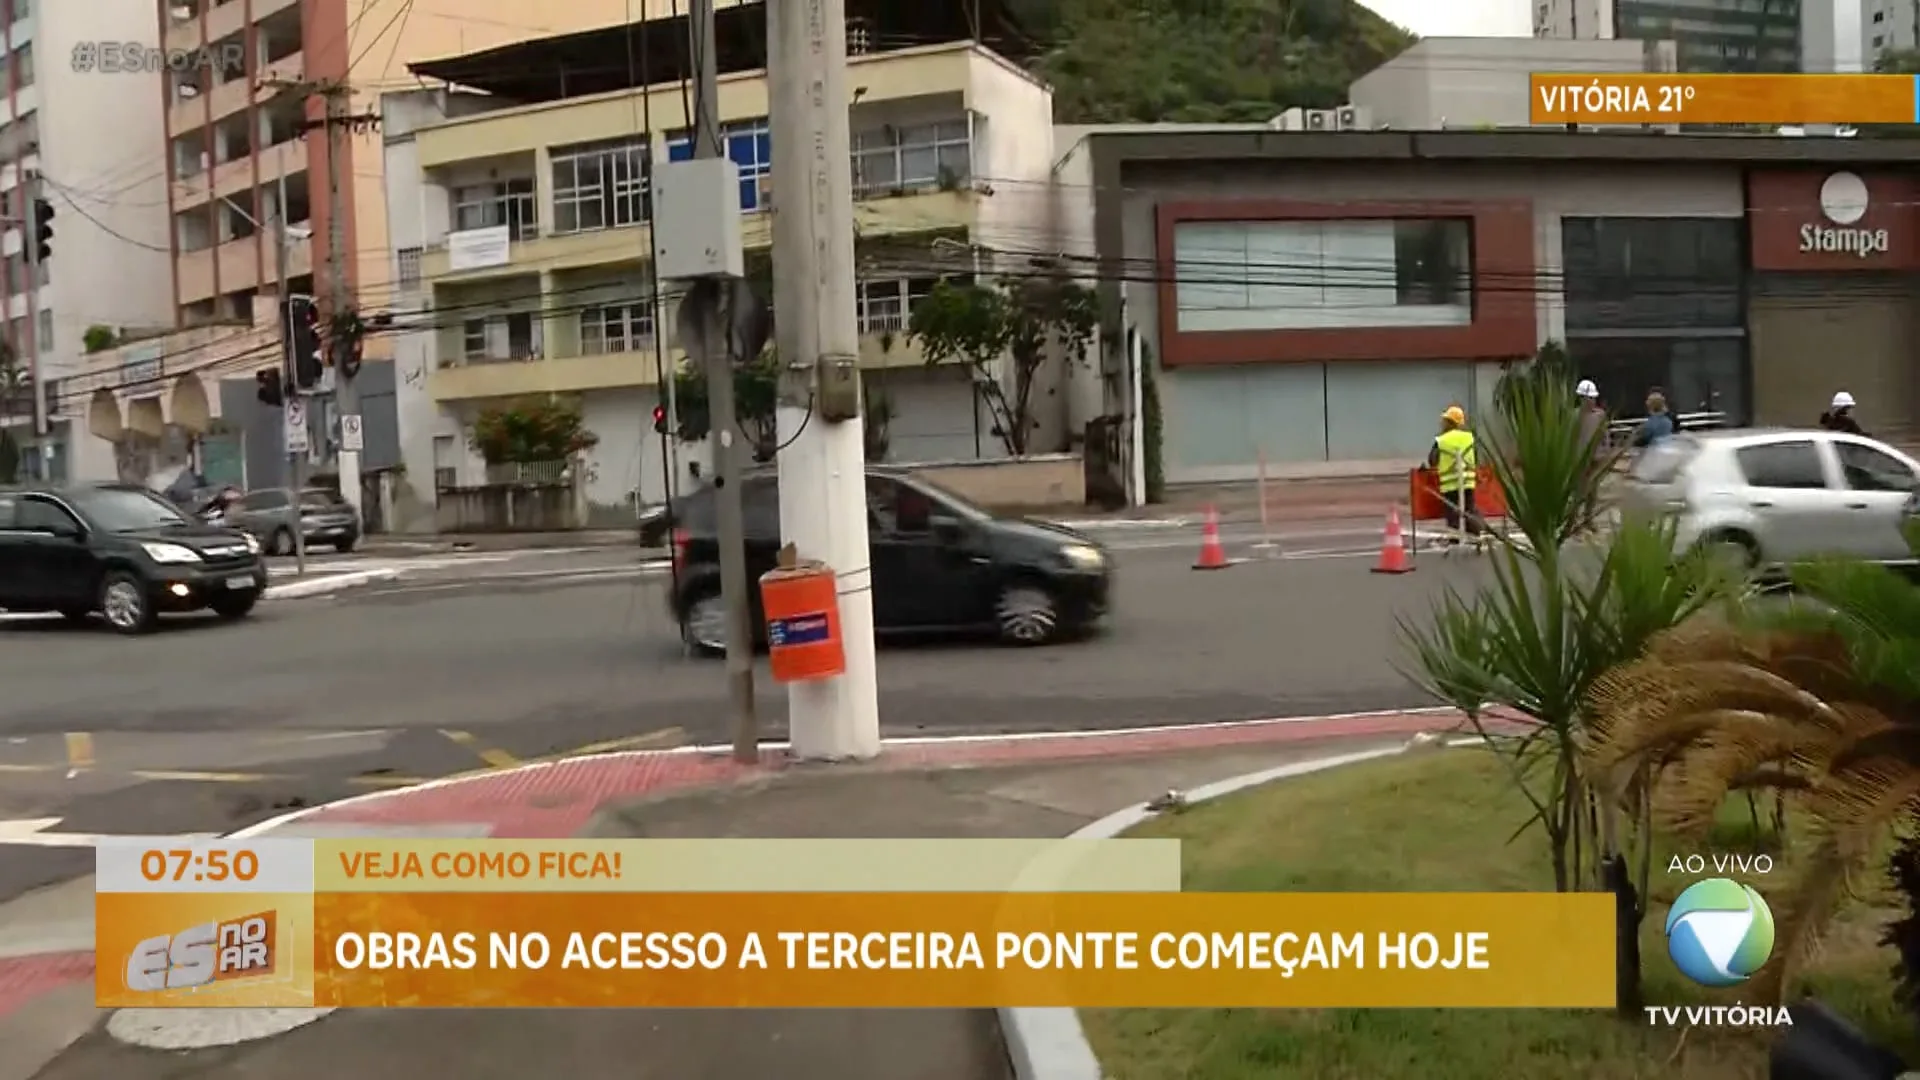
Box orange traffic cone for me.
[1372,508,1413,574]
[1192,506,1229,570]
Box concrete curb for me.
[263,569,399,600]
[996,741,1444,1080]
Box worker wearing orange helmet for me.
[1426,404,1481,541]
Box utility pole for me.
[263,77,365,516]
[687,0,758,761]
[767,0,881,759]
[273,173,308,575]
[20,170,44,478]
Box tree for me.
[0,340,21,483]
[907,278,1099,456]
[1584,559,1920,1015]
[1014,0,1415,124]
[670,350,782,463]
[1400,369,1735,1015]
[469,398,598,465]
[83,325,118,354]
[1877,47,1920,73]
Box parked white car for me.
[1617,428,1920,569]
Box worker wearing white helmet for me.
[1575,379,1607,456]
[1821,391,1864,435]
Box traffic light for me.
[281,295,321,388]
[652,403,668,435]
[254,368,283,407]
[31,198,52,263]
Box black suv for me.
[0,483,269,633]
[669,466,1111,651]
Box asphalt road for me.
[0,526,1488,899]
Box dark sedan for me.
[668,466,1111,652]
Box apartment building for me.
[1533,0,1845,72]
[1864,0,1915,62]
[155,0,639,334]
[380,1,1055,528]
[0,0,176,481]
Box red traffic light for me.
[652,404,668,434]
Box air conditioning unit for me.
[1305,110,1330,130]
[1335,106,1372,130]
[169,5,194,22]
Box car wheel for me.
[334,538,357,554]
[681,590,727,657]
[99,571,155,635]
[210,593,257,620]
[1698,531,1760,575]
[995,583,1059,646]
[269,528,294,556]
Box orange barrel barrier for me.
[759,559,846,683]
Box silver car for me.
[225,487,361,555]
[1618,428,1920,569]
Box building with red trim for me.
[1057,129,1920,487]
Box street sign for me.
[340,414,363,452]
[284,399,308,453]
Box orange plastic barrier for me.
[1408,466,1507,522]
[760,560,845,683]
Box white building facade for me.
[0,0,174,481]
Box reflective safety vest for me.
[1434,429,1477,493]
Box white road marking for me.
[0,817,217,847]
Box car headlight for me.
[1060,544,1104,569]
[243,533,261,554]
[142,542,202,564]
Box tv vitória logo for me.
[1665,877,1775,987]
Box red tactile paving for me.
[306,709,1517,837]
[0,951,93,1017]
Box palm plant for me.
[1584,559,1920,1014]
[1400,368,1735,1013]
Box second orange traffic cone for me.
[1193,506,1229,570]
[1371,508,1413,574]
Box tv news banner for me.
[1530,72,1920,126]
[95,837,1614,1009]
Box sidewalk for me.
[0,710,1474,1080]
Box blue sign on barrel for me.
[768,613,831,647]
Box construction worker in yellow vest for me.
[1426,405,1482,542]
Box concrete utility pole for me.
[767,0,881,759]
[272,175,308,575]
[687,0,759,761]
[321,86,362,516]
[262,76,363,516]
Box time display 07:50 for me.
[139,848,260,883]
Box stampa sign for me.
[1800,172,1889,258]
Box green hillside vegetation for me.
[1010,0,1416,123]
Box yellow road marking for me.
[438,730,521,770]
[63,733,93,771]
[556,727,687,759]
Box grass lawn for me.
[1079,748,1914,1080]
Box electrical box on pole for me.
[651,159,745,280]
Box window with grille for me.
[452,178,537,241]
[578,303,655,355]
[550,140,651,234]
[397,247,422,287]
[856,277,943,333]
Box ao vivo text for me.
[331,929,1493,974]
[1668,853,1774,875]
[128,912,277,991]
